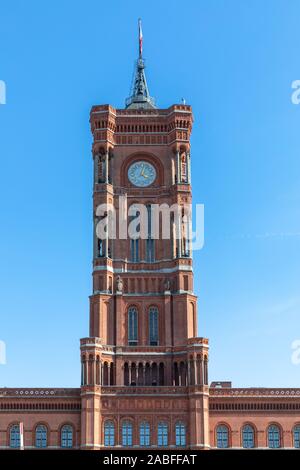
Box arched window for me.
[149,306,159,345]
[61,425,73,448]
[157,422,168,447]
[293,425,300,448]
[104,421,115,447]
[122,421,133,447]
[35,425,47,448]
[175,422,186,447]
[128,307,138,345]
[140,422,150,447]
[9,425,20,448]
[268,425,281,449]
[216,425,229,448]
[242,425,255,448]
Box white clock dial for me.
[128,161,156,187]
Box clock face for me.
[128,161,156,187]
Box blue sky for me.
[0,0,299,388]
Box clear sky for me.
[0,0,299,388]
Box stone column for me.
[86,360,89,385]
[187,151,191,184]
[107,363,111,386]
[105,150,109,183]
[193,358,198,385]
[176,150,181,184]
[94,153,99,185]
[99,361,102,385]
[93,359,97,385]
[81,361,84,386]
[109,151,113,184]
[176,209,182,258]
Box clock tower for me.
[80,21,209,450]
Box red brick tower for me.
[80,20,209,449]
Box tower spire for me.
[125,19,156,109]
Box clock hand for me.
[140,165,149,178]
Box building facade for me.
[0,26,300,450]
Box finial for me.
[125,19,156,109]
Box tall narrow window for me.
[157,423,168,447]
[104,421,115,447]
[175,422,186,447]
[61,425,73,448]
[122,421,133,447]
[140,422,150,447]
[35,425,47,448]
[130,238,139,262]
[129,206,140,262]
[149,307,159,345]
[9,425,20,448]
[146,205,155,262]
[293,426,300,448]
[98,239,104,257]
[268,425,281,448]
[216,425,229,448]
[242,425,255,448]
[128,307,138,345]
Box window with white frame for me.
[61,425,73,448]
[242,424,255,448]
[157,422,168,447]
[216,425,229,448]
[122,421,133,447]
[104,421,115,447]
[268,425,281,449]
[293,425,300,448]
[139,422,150,447]
[9,425,20,449]
[35,425,47,448]
[175,422,186,446]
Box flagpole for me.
[138,18,143,58]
